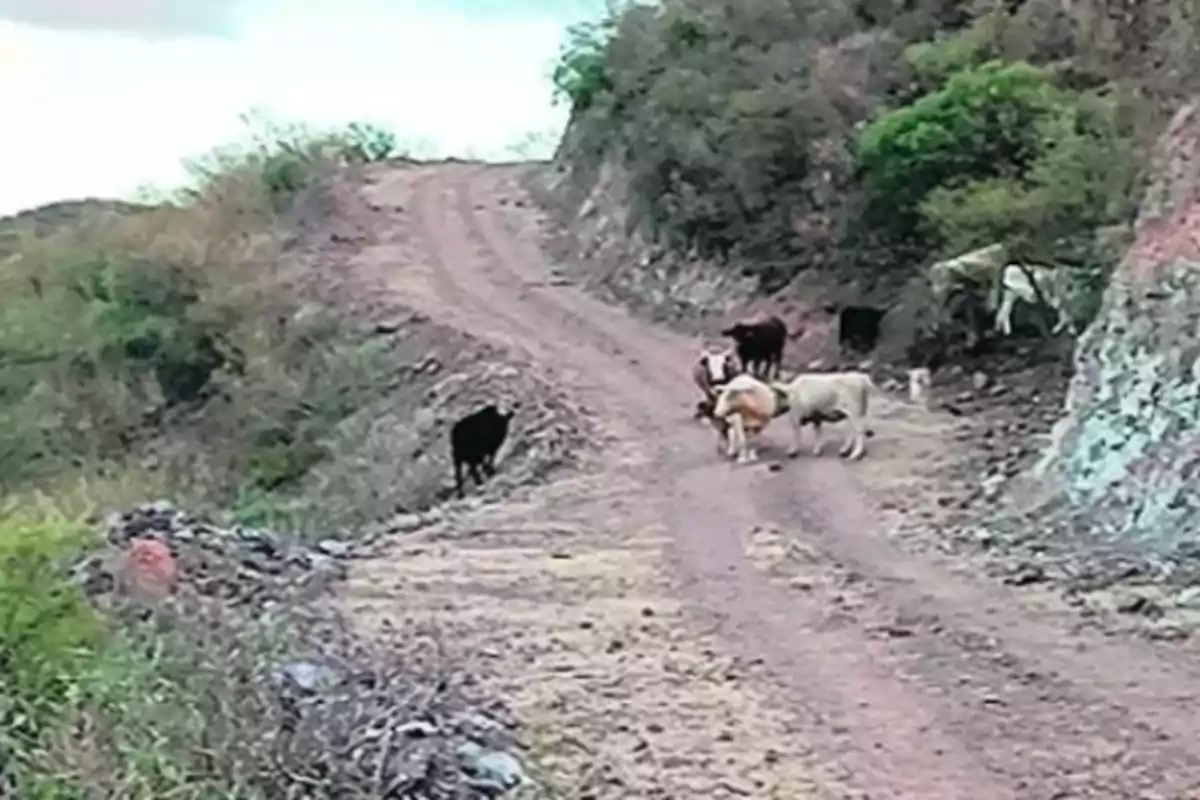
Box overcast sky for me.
[0,0,605,214]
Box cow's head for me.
[699,348,739,386]
[495,399,521,420]
[721,322,750,340]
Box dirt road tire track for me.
[353,162,1200,798]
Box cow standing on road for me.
[450,402,517,499]
[721,315,788,380]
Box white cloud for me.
[0,1,595,215]
[0,0,250,37]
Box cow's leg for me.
[482,451,497,477]
[786,409,805,458]
[811,420,825,457]
[842,414,867,460]
[743,425,760,463]
[729,415,750,462]
[995,292,1015,336]
[454,460,466,499]
[723,414,739,459]
[469,462,486,486]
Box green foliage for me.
[0,502,301,798]
[919,178,1040,255]
[552,16,618,112]
[855,60,1137,267]
[0,512,103,768]
[30,607,292,799]
[916,87,1138,258]
[0,114,404,500]
[857,61,1063,223]
[902,25,992,87]
[182,110,399,210]
[245,423,327,491]
[560,0,1149,299]
[2,574,298,797]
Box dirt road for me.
[343,162,1200,798]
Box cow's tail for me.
[859,374,881,438]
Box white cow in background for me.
[991,262,1077,337]
[926,243,1078,338]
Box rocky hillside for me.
[536,0,1200,387]
[538,0,1200,566]
[1036,100,1200,553]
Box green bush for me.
[0,503,298,798]
[182,111,399,210]
[857,61,1063,227]
[0,512,103,762]
[856,60,1137,265]
[0,113,404,501]
[902,25,993,88]
[552,17,618,113]
[920,90,1138,260]
[5,589,297,798]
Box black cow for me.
[838,306,886,354]
[450,403,517,499]
[721,315,787,379]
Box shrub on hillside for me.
[0,512,101,765]
[553,0,876,286]
[0,113,400,505]
[856,60,1138,264]
[0,507,296,798]
[181,111,399,210]
[856,62,1064,237]
[552,17,617,114]
[556,0,1148,297]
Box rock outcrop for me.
[1036,101,1200,552]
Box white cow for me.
[992,263,1076,337]
[712,371,875,464]
[927,243,1008,306]
[927,243,1077,338]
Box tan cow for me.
[713,371,877,463]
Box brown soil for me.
[338,161,1200,798]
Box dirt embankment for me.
[325,160,1200,799]
[249,175,593,536]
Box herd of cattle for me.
[447,239,1086,493]
[692,316,877,464]
[448,314,884,498]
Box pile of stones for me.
[71,501,535,798]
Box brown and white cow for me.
[692,348,741,421]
